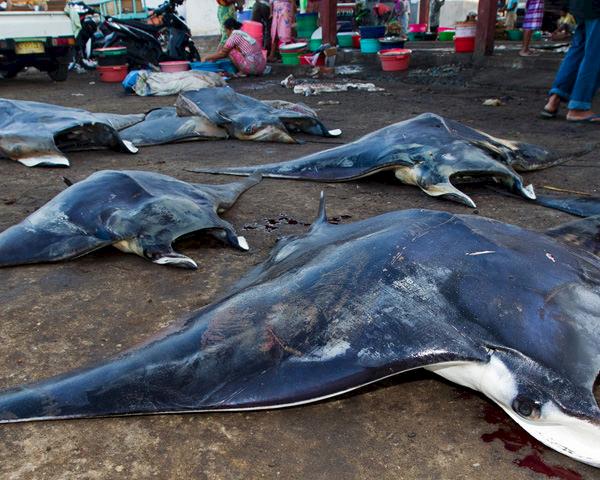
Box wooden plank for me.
[321,0,337,45]
[419,0,429,25]
[474,0,498,56]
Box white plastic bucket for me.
[455,22,477,38]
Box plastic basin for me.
[360,38,380,53]
[380,37,405,49]
[438,30,455,41]
[378,48,411,71]
[98,65,128,83]
[506,29,523,41]
[309,38,321,51]
[190,61,221,72]
[237,10,252,22]
[337,32,354,48]
[296,12,318,38]
[159,61,190,72]
[409,23,427,33]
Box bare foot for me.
[519,49,538,57]
[544,94,561,114]
[566,110,600,122]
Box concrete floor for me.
[0,56,599,479]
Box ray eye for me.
[512,395,541,419]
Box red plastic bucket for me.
[242,20,263,43]
[97,65,128,83]
[352,34,361,49]
[454,36,475,53]
[299,53,325,66]
[378,48,411,71]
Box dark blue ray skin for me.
[119,107,228,147]
[0,98,142,165]
[191,114,553,207]
[175,87,336,141]
[546,215,600,257]
[536,195,600,218]
[0,170,260,267]
[0,208,599,426]
[192,113,556,181]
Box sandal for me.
[566,113,600,123]
[540,107,559,119]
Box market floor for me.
[0,64,599,480]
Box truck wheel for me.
[1,67,21,79]
[47,59,69,82]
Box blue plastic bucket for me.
[360,38,381,53]
[359,25,385,39]
[237,10,252,22]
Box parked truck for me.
[0,11,75,80]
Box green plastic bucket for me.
[296,12,318,38]
[438,30,455,41]
[360,38,380,53]
[506,29,523,41]
[533,30,542,40]
[337,32,354,48]
[309,38,321,51]
[281,51,300,65]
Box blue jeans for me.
[549,19,600,111]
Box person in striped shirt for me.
[204,18,267,75]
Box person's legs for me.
[544,21,587,113]
[566,19,600,121]
[521,29,534,54]
[520,0,543,55]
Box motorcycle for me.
[102,0,200,68]
[68,0,199,70]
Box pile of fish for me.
[2,86,600,471]
[0,88,340,167]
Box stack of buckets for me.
[94,47,128,83]
[242,20,267,60]
[296,12,318,39]
[454,21,477,53]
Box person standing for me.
[520,0,544,56]
[269,0,295,61]
[542,0,600,123]
[252,0,271,50]
[217,0,242,46]
[429,0,445,33]
[395,0,410,37]
[505,0,518,30]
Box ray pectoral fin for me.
[0,223,108,267]
[1,133,71,167]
